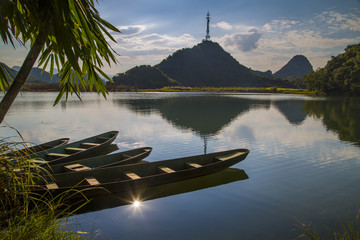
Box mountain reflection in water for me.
[113,95,309,136]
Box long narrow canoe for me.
[34,148,249,198]
[5,138,70,157]
[29,131,119,166]
[42,147,152,174]
[75,168,249,212]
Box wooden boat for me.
[42,147,152,174]
[28,131,119,166]
[5,138,70,157]
[34,148,249,198]
[74,168,249,212]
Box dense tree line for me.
[305,43,360,95]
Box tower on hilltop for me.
[204,11,210,41]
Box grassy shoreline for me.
[0,133,86,239]
[144,86,314,95]
[20,83,315,95]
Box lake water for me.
[1,92,360,239]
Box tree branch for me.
[0,25,51,123]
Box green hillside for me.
[305,43,360,95]
[156,41,294,88]
[274,55,313,79]
[111,65,180,89]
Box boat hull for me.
[43,147,152,174]
[6,138,70,157]
[29,131,119,166]
[33,148,249,198]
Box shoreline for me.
[19,83,314,95]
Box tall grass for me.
[0,128,85,239]
[298,209,360,240]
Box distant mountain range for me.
[156,41,289,88]
[1,41,313,89]
[0,63,60,83]
[112,41,313,89]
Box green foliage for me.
[305,43,360,96]
[0,0,119,105]
[0,128,87,239]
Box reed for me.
[297,209,360,240]
[0,128,86,239]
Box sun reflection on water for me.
[133,200,141,208]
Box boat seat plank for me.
[47,153,71,158]
[159,166,175,173]
[124,172,141,180]
[81,142,101,147]
[85,177,100,185]
[185,162,202,168]
[64,163,91,172]
[214,151,245,161]
[65,147,86,152]
[46,183,59,189]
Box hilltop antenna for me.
[205,11,210,41]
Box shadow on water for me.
[272,100,307,125]
[304,97,360,146]
[113,95,273,137]
[72,168,248,214]
[114,94,360,147]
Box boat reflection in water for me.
[73,168,248,214]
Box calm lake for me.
[1,92,360,239]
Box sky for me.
[1,0,360,76]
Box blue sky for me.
[1,0,360,76]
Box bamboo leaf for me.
[49,55,54,80]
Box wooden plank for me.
[64,163,91,172]
[65,147,86,151]
[81,142,101,147]
[185,162,202,168]
[159,166,175,173]
[214,151,245,161]
[124,172,141,180]
[85,177,100,185]
[47,153,71,158]
[46,183,59,189]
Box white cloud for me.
[316,11,360,32]
[115,25,146,36]
[212,21,233,30]
[223,29,262,52]
[106,9,360,75]
[214,10,360,72]
[102,31,197,74]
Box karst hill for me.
[113,41,295,89]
